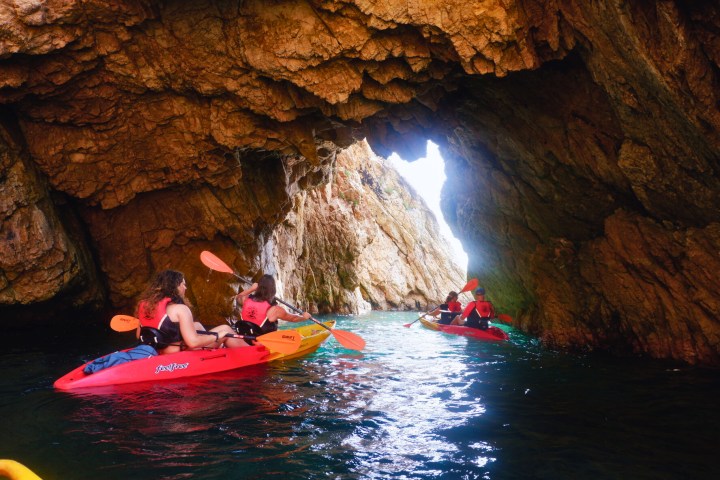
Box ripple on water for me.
[1,312,719,479]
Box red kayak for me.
[419,315,509,341]
[54,345,272,390]
[54,321,335,391]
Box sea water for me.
[0,311,717,479]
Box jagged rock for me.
[0,115,103,315]
[0,1,718,364]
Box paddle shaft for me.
[223,271,323,328]
[273,297,332,331]
[195,330,260,342]
[201,250,365,350]
[405,305,440,327]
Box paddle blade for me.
[256,329,302,354]
[497,313,514,324]
[460,278,479,294]
[200,250,235,274]
[403,313,425,327]
[332,329,366,351]
[110,315,139,332]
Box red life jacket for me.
[474,300,494,318]
[138,297,172,329]
[241,297,272,327]
[137,297,182,348]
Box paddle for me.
[403,278,479,327]
[109,315,302,354]
[497,313,514,324]
[200,250,366,351]
[110,314,141,332]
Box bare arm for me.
[267,305,311,323]
[235,283,258,305]
[168,304,218,349]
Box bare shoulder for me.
[268,305,286,321]
[166,303,193,321]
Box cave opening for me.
[388,140,469,275]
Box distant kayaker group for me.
[428,287,496,330]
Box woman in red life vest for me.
[136,270,247,354]
[428,291,463,325]
[451,287,496,330]
[235,274,311,335]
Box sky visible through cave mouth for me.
[389,140,469,273]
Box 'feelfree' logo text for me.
[155,362,190,374]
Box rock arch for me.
[1,1,718,364]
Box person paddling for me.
[428,291,463,325]
[234,274,311,336]
[451,287,496,330]
[136,269,247,354]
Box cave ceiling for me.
[1,0,719,364]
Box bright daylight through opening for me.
[388,140,469,274]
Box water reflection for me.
[2,313,719,479]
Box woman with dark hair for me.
[428,291,463,325]
[234,274,311,336]
[136,269,247,354]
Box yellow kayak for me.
[0,460,42,480]
[267,320,334,362]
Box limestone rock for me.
[266,141,465,314]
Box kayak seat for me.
[139,326,171,350]
[232,320,265,337]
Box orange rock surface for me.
[1,1,718,364]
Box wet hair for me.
[445,291,459,303]
[251,274,278,305]
[136,269,189,317]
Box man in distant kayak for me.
[451,287,495,330]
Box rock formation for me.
[267,141,465,315]
[0,1,718,364]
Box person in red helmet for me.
[451,287,495,330]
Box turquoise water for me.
[1,311,718,479]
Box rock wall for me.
[0,1,719,364]
[0,113,103,317]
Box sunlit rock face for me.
[0,1,718,364]
[267,141,465,315]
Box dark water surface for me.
[1,312,718,479]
